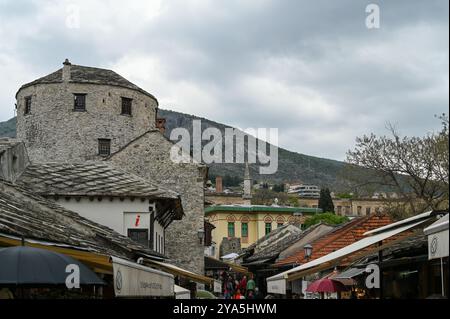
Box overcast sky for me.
[0,0,448,160]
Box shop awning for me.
[332,267,365,279]
[174,285,191,299]
[205,256,250,274]
[364,210,435,236]
[242,258,272,266]
[330,268,366,286]
[267,219,428,294]
[424,213,448,235]
[111,257,174,297]
[424,213,449,260]
[144,259,214,285]
[0,233,112,274]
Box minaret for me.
[243,162,252,199]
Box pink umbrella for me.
[305,278,348,293]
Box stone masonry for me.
[108,130,206,274]
[14,60,206,275]
[16,62,157,162]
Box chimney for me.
[215,176,223,193]
[62,58,71,82]
[156,118,166,134]
[0,139,30,183]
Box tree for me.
[346,114,449,219]
[252,189,290,206]
[318,188,335,213]
[272,183,285,193]
[303,213,349,229]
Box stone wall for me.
[219,237,241,257]
[16,82,157,162]
[108,130,206,274]
[0,139,30,183]
[205,193,251,205]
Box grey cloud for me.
[0,0,448,160]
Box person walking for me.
[239,275,247,295]
[224,276,234,299]
[246,273,256,297]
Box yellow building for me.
[205,205,320,258]
[297,197,404,217]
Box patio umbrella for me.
[0,246,105,286]
[305,278,348,293]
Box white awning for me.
[424,214,449,260]
[424,214,449,235]
[174,285,191,299]
[144,259,214,285]
[332,267,366,279]
[111,256,174,297]
[364,210,434,236]
[267,219,427,294]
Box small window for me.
[127,229,148,247]
[98,138,111,157]
[277,223,284,228]
[357,206,362,216]
[74,94,86,111]
[227,222,235,238]
[265,222,272,235]
[121,97,132,116]
[24,96,32,115]
[366,207,371,215]
[241,222,248,238]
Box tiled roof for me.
[0,182,164,260]
[244,223,304,262]
[275,214,394,267]
[17,64,157,103]
[17,162,180,200]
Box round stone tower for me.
[16,59,158,162]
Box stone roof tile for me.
[17,162,179,200]
[0,182,165,260]
[17,64,158,104]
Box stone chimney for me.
[215,176,223,193]
[62,58,71,82]
[156,118,166,134]
[0,139,30,183]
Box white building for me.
[288,184,321,198]
[16,161,183,255]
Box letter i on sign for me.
[135,215,141,227]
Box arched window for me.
[276,216,286,228]
[227,215,236,237]
[264,216,273,235]
[240,215,250,241]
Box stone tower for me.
[15,59,158,162]
[15,60,206,276]
[243,162,252,199]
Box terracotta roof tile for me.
[275,214,394,267]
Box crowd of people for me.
[221,272,256,299]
